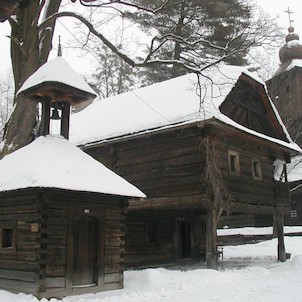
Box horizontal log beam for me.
[129,195,210,211]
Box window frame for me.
[251,158,262,180]
[228,150,240,176]
[0,224,16,250]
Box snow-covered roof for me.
[273,59,302,76]
[0,135,145,198]
[69,65,300,153]
[17,56,97,97]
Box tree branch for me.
[38,9,265,76]
[77,0,180,14]
[32,0,47,27]
[39,11,137,66]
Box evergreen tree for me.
[124,0,260,83]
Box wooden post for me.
[274,211,286,262]
[39,97,51,136]
[61,103,71,139]
[206,208,218,270]
[272,214,277,238]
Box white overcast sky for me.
[0,0,302,77]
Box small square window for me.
[252,158,262,180]
[1,228,13,248]
[228,150,240,175]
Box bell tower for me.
[17,54,97,139]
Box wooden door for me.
[72,216,98,287]
[176,220,192,259]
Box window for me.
[251,158,262,180]
[228,150,240,175]
[145,223,157,244]
[1,228,14,248]
[291,210,298,218]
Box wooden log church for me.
[70,65,301,269]
[266,26,302,226]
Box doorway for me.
[176,219,192,259]
[72,216,98,287]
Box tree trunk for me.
[206,208,218,270]
[172,2,185,76]
[0,0,62,158]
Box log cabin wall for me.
[84,122,291,267]
[41,191,127,298]
[86,126,208,200]
[85,122,290,216]
[85,126,209,267]
[0,191,41,295]
[211,123,291,215]
[125,210,206,268]
[0,189,127,298]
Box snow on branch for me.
[73,0,181,14]
[39,10,257,75]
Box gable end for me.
[219,75,288,142]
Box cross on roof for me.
[285,7,294,27]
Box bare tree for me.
[1,0,281,158]
[88,44,137,99]
[202,136,232,269]
[1,0,62,157]
[0,71,14,140]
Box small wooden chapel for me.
[0,55,145,298]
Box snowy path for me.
[1,236,302,302]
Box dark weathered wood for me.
[61,103,71,139]
[39,97,51,136]
[83,117,293,269]
[274,211,286,262]
[0,188,127,298]
[220,79,281,139]
[129,195,208,211]
[72,216,98,286]
[0,269,36,282]
[124,210,204,268]
[206,209,218,270]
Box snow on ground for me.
[1,234,302,302]
[217,225,302,236]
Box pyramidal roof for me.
[17,56,97,97]
[0,135,145,198]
